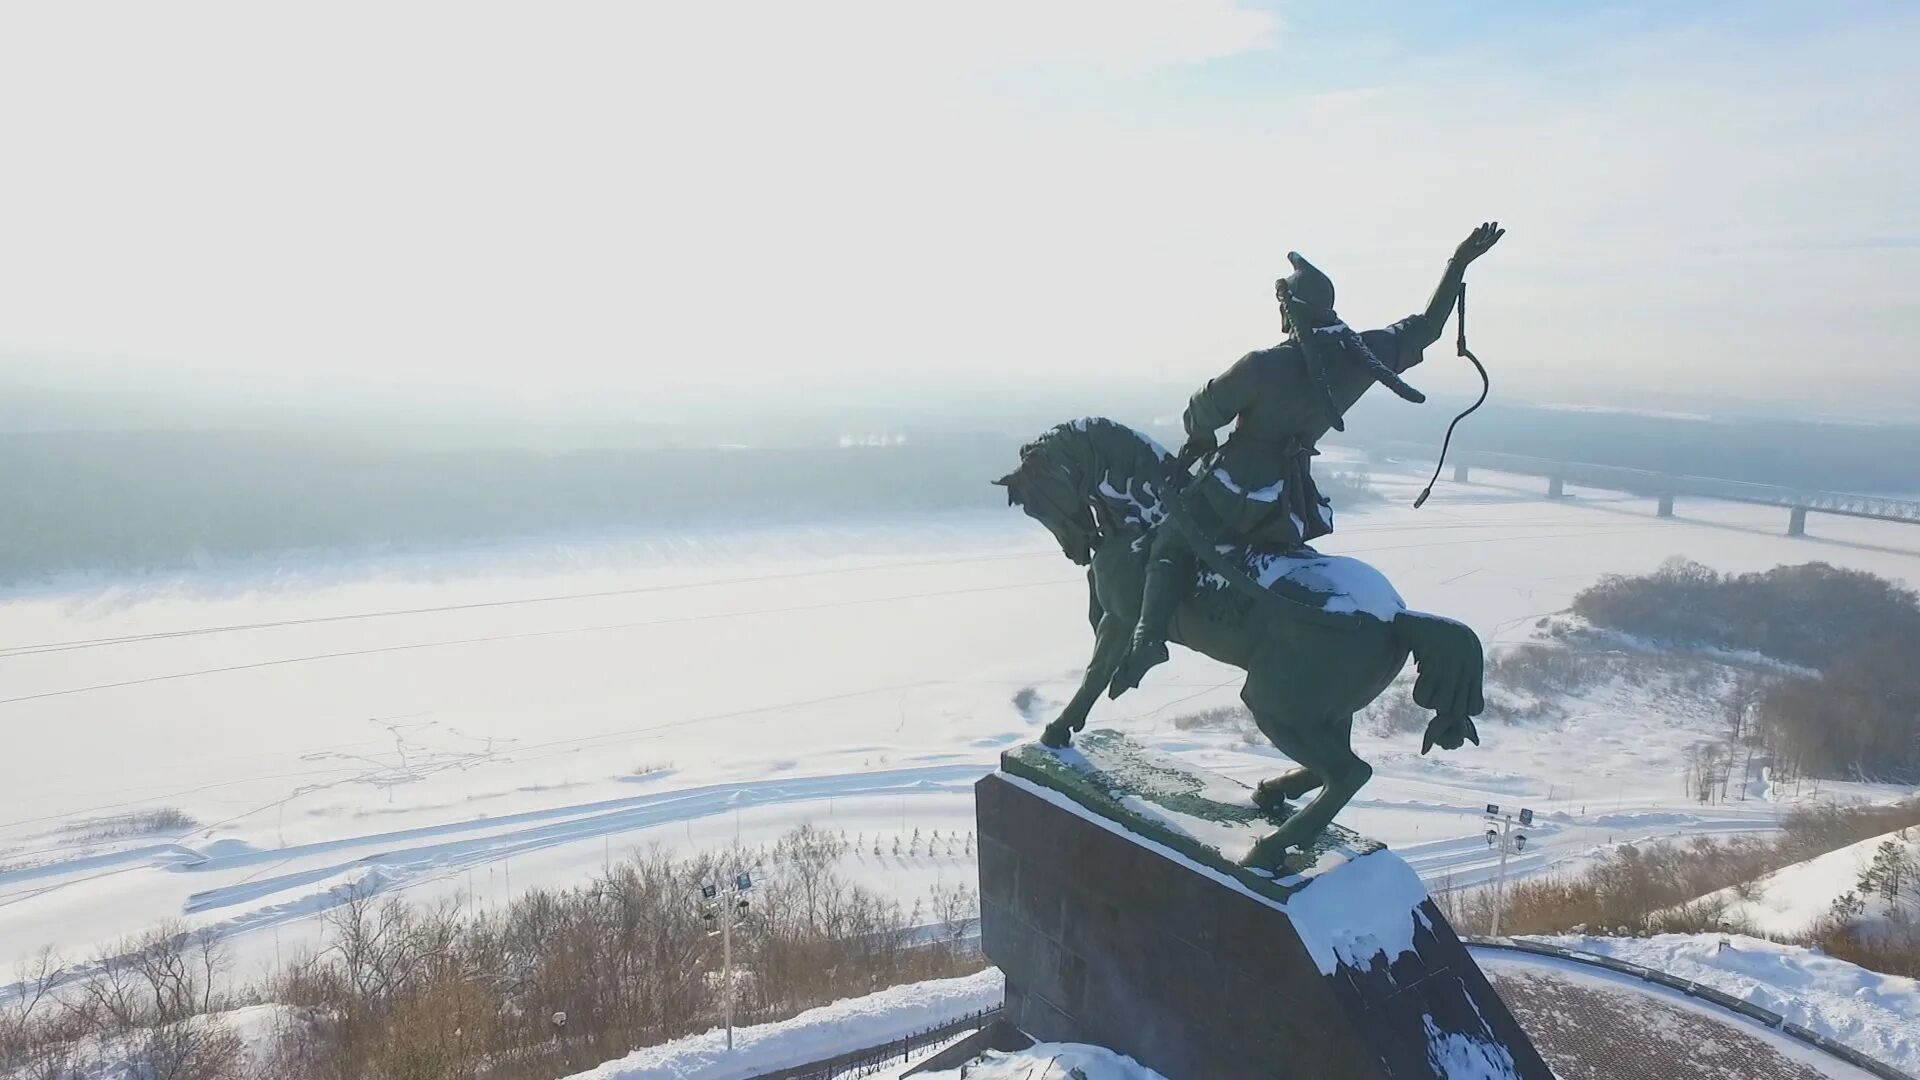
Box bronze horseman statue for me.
[996,223,1504,867]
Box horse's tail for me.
[1391,610,1486,722]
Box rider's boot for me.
[1109,538,1194,698]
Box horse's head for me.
[994,442,1097,567]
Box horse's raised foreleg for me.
[1042,613,1129,748]
[1241,712,1371,870]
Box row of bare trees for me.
[2,927,247,1080]
[3,825,982,1080]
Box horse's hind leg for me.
[1243,713,1327,811]
[1238,676,1332,811]
[1241,710,1371,870]
[1253,767,1325,812]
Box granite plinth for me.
[978,730,1551,1080]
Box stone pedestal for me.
[977,731,1551,1080]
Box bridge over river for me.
[1369,443,1920,536]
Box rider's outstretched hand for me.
[1454,221,1504,265]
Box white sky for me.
[2,1,1916,416]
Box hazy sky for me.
[2,1,1916,418]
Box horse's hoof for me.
[1040,725,1072,749]
[1239,834,1296,871]
[1254,769,1321,812]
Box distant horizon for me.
[7,352,1919,437]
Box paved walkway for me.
[1481,953,1884,1080]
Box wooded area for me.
[1574,560,1920,783]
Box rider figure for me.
[1109,223,1505,695]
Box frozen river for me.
[4,462,1919,977]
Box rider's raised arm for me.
[1413,221,1505,350]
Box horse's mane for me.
[1021,417,1170,467]
[1019,417,1174,536]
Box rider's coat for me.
[1182,313,1432,548]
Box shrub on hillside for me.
[1170,706,1256,733]
[1806,921,1920,980]
[1435,799,1920,942]
[1574,560,1920,781]
[1759,640,1920,782]
[1572,559,1920,669]
[259,827,978,1079]
[0,925,246,1080]
[1319,469,1379,505]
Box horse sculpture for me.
[996,417,1488,869]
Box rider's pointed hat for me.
[1281,251,1336,314]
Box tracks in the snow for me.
[0,763,988,1000]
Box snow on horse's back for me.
[1216,546,1406,621]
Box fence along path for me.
[747,1006,1003,1080]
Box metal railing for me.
[749,1006,1003,1080]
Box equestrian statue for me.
[994,223,1504,869]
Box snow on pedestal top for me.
[999,730,1435,975]
[1001,728,1382,878]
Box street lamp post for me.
[1483,804,1533,937]
[700,871,755,1051]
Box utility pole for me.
[700,870,755,1051]
[1483,803,1534,938]
[722,896,732,1049]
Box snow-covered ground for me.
[566,968,1003,1080]
[555,933,1920,1080]
[19,1002,297,1080]
[3,461,1919,984]
[546,965,1161,1080]
[1523,933,1920,1073]
[1692,826,1920,937]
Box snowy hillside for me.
[1692,827,1920,937]
[10,1003,299,1080]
